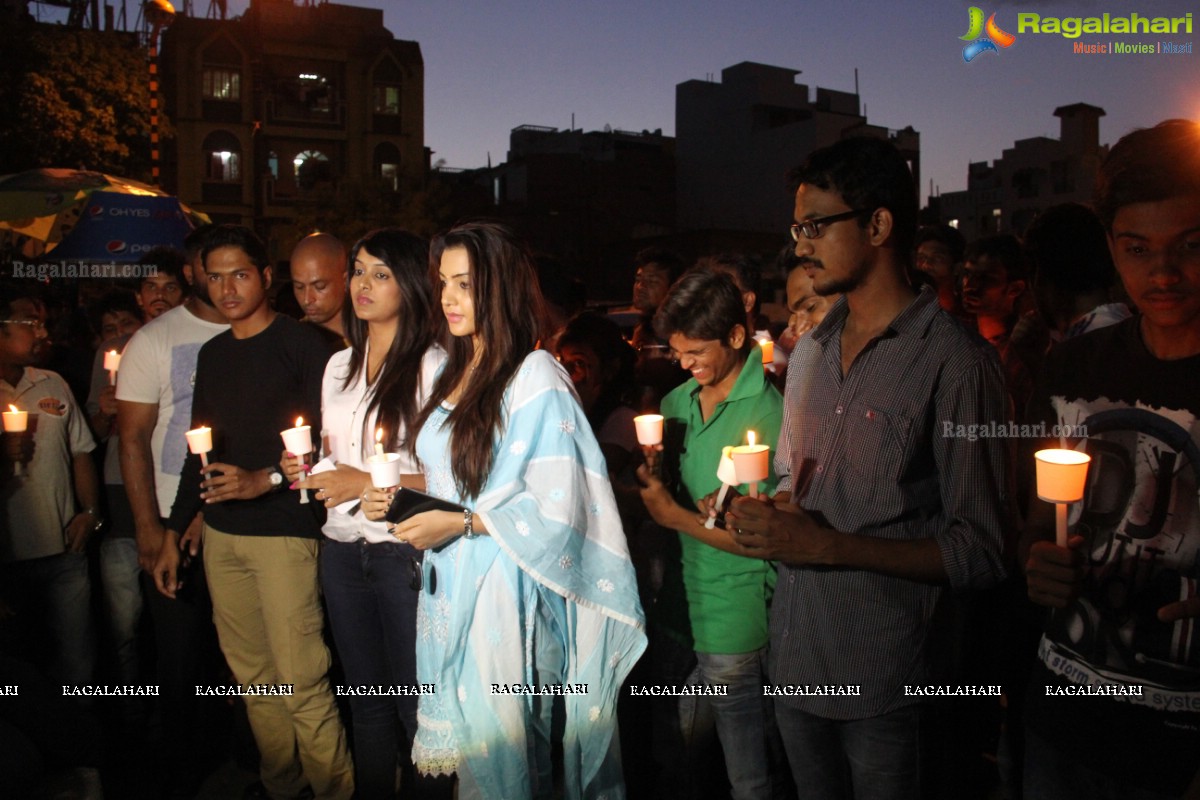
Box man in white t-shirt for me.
[115,225,228,795]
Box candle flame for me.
[758,337,769,345]
[295,416,304,427]
[375,427,383,443]
[108,349,118,356]
[747,431,757,447]
[7,404,17,413]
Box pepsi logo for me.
[106,240,128,254]
[88,203,105,218]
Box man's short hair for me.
[0,283,42,321]
[914,224,966,265]
[201,224,269,272]
[137,246,186,284]
[633,246,686,284]
[694,252,763,316]
[792,136,919,255]
[89,289,143,334]
[1095,119,1200,228]
[654,266,748,346]
[184,223,216,262]
[964,234,1029,283]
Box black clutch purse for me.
[385,488,468,524]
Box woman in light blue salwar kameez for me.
[385,221,647,800]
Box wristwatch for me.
[267,467,285,492]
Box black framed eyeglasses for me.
[789,209,870,241]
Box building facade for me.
[932,103,1107,241]
[160,0,423,257]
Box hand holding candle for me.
[731,431,769,499]
[1034,448,1091,547]
[185,426,213,468]
[104,349,121,386]
[3,404,29,477]
[374,426,385,457]
[705,446,740,529]
[281,417,313,503]
[758,337,774,370]
[633,414,663,446]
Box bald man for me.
[290,233,348,340]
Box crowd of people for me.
[1,117,1198,800]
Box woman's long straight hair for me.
[341,228,436,459]
[418,221,549,499]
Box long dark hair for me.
[341,228,435,460]
[418,221,548,499]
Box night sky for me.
[36,0,1200,203]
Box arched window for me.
[293,150,331,190]
[374,143,401,191]
[202,130,241,182]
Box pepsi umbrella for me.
[0,168,209,260]
[47,192,206,263]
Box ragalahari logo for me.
[960,7,1016,62]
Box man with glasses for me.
[724,137,1009,800]
[1,287,99,686]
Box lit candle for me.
[185,425,213,468]
[705,446,740,529]
[3,404,29,478]
[758,337,774,369]
[104,349,121,385]
[731,431,770,499]
[374,426,385,457]
[281,417,313,504]
[633,414,664,446]
[1034,448,1091,547]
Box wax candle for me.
[281,417,313,504]
[104,349,121,385]
[185,425,213,468]
[731,431,770,499]
[705,446,740,529]
[633,414,664,446]
[758,337,774,369]
[1034,448,1091,547]
[3,404,28,477]
[3,404,28,433]
[374,426,385,457]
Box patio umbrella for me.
[0,168,209,260]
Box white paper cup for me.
[634,414,664,446]
[367,453,402,488]
[1034,449,1090,503]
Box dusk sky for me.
[40,0,1200,204]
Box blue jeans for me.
[321,538,422,800]
[774,703,922,800]
[99,537,142,685]
[1,551,96,685]
[694,649,774,800]
[1023,728,1175,800]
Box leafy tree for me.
[0,20,168,178]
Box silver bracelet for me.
[463,508,476,539]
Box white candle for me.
[1034,448,1091,546]
[731,431,770,499]
[3,404,28,478]
[104,349,121,385]
[281,417,313,503]
[633,414,664,446]
[3,404,28,433]
[185,425,212,468]
[758,337,774,368]
[705,446,740,529]
[374,426,385,457]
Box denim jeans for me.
[694,649,774,800]
[321,538,422,800]
[1,551,95,685]
[99,537,142,684]
[773,703,922,800]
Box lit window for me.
[374,85,400,115]
[202,131,241,182]
[202,68,241,101]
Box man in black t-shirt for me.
[1022,120,1200,800]
[156,225,351,800]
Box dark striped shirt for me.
[770,286,1008,719]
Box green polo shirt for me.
[660,347,782,654]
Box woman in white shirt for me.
[286,228,446,800]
